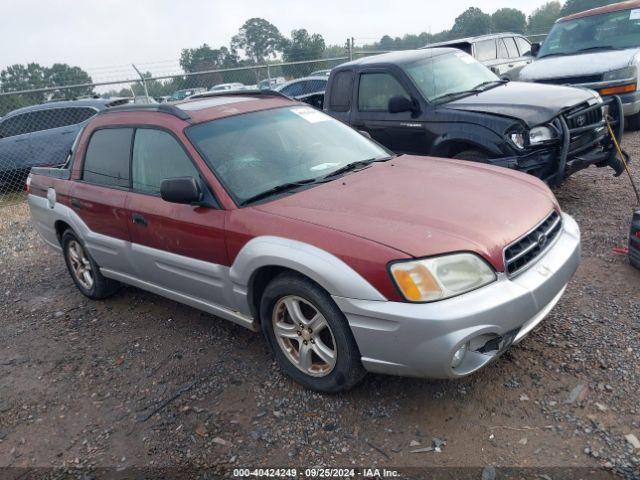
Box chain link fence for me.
[0,56,353,206]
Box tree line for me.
[0,0,621,112]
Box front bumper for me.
[333,213,580,379]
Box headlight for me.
[603,66,637,82]
[390,253,496,302]
[509,132,526,149]
[529,125,556,145]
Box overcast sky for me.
[2,0,547,79]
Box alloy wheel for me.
[271,295,337,377]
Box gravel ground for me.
[1,135,639,479]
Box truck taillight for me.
[25,175,31,193]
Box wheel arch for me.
[230,236,387,320]
[54,220,72,244]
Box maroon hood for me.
[255,155,559,271]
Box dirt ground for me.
[1,134,639,479]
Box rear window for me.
[82,128,133,189]
[329,70,354,112]
[26,107,97,134]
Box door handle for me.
[70,198,83,209]
[132,213,148,226]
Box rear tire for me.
[626,111,640,131]
[452,149,489,162]
[260,272,366,393]
[61,230,119,300]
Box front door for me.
[125,127,230,307]
[352,70,429,155]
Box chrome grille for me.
[504,211,562,277]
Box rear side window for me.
[82,128,133,188]
[358,72,410,112]
[504,37,520,58]
[329,70,354,112]
[0,113,29,138]
[28,107,97,134]
[131,129,200,195]
[475,39,497,61]
[515,37,531,56]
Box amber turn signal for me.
[599,84,636,96]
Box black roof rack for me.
[187,89,292,101]
[97,103,191,121]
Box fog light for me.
[451,342,468,369]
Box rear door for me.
[29,107,98,168]
[351,69,429,155]
[125,127,230,306]
[70,127,133,275]
[0,113,33,181]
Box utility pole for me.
[131,64,150,103]
[347,38,353,61]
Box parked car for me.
[258,77,286,90]
[323,49,625,185]
[275,76,328,109]
[169,88,206,102]
[631,209,640,269]
[422,33,533,79]
[27,92,580,392]
[0,98,128,191]
[310,69,332,77]
[209,82,246,92]
[518,1,640,130]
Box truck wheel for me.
[453,149,489,162]
[260,272,366,393]
[625,112,640,132]
[61,230,119,300]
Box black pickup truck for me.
[323,48,625,185]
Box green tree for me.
[492,8,527,34]
[452,7,492,37]
[179,44,239,73]
[231,18,284,64]
[561,0,617,16]
[45,63,93,99]
[282,29,325,62]
[528,1,562,34]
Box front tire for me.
[626,111,640,131]
[61,230,119,300]
[260,273,366,393]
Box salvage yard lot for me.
[1,136,639,478]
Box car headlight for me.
[509,132,526,149]
[390,253,496,302]
[603,66,637,82]
[529,125,556,145]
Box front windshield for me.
[539,8,640,58]
[404,52,499,102]
[186,106,389,204]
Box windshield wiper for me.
[573,45,620,54]
[322,156,393,180]
[239,178,319,206]
[473,79,508,91]
[432,80,507,103]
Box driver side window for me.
[358,72,410,112]
[131,128,200,195]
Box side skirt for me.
[101,268,258,332]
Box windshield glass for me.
[404,52,499,102]
[539,9,640,58]
[186,106,389,205]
